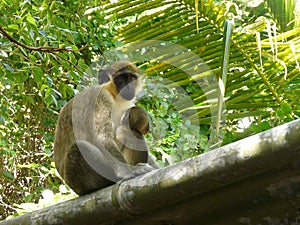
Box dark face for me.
[113,71,138,100]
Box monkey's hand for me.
[132,162,156,174]
[122,163,157,181]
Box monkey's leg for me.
[63,142,114,195]
[75,140,140,181]
[64,140,153,195]
[77,140,158,185]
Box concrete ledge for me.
[1,119,300,225]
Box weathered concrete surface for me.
[1,119,300,225]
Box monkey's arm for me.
[147,154,160,169]
[76,140,157,181]
[76,140,133,182]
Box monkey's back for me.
[54,85,124,177]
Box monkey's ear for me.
[98,69,110,85]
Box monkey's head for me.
[128,106,149,135]
[98,61,140,100]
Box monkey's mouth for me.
[113,71,138,100]
[119,86,136,100]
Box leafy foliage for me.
[139,76,210,165]
[0,0,116,219]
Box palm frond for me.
[104,0,300,127]
[266,0,300,31]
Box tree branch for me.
[0,26,80,53]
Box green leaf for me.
[66,33,75,44]
[250,123,261,133]
[70,45,78,50]
[59,83,69,99]
[2,170,14,180]
[15,73,29,83]
[32,67,43,83]
[260,121,272,131]
[45,88,51,99]
[7,24,19,31]
[28,54,37,61]
[51,94,58,107]
[26,15,37,27]
[23,96,35,105]
[69,53,77,64]
[40,84,48,92]
[281,102,292,115]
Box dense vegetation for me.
[1,0,299,219]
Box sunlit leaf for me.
[26,15,37,26]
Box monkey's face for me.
[113,72,138,100]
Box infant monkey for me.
[117,106,151,166]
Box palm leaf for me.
[104,0,300,131]
[266,0,300,31]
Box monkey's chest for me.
[111,101,135,132]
